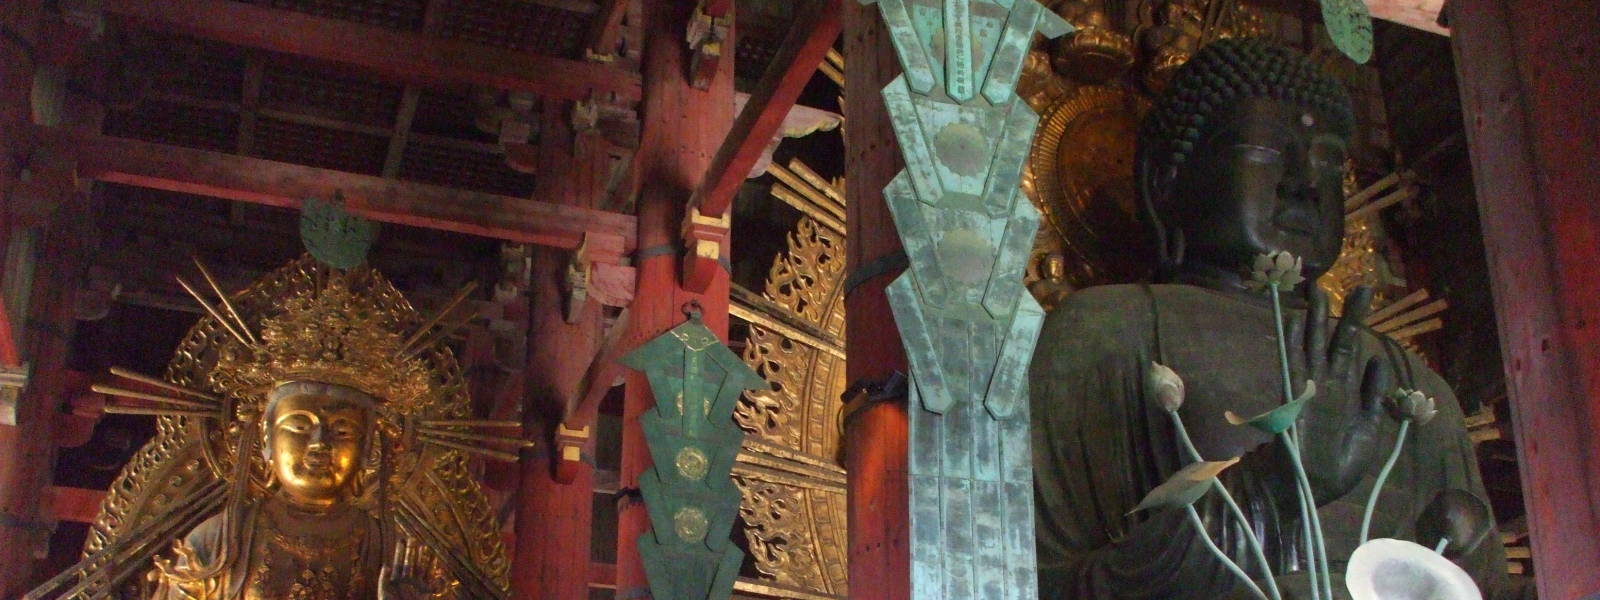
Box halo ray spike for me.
[107,367,221,402]
[399,281,478,356]
[190,255,258,345]
[175,275,257,349]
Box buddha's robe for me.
[1031,284,1516,599]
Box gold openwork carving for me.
[731,165,849,599]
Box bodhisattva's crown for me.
[208,265,436,423]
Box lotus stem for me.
[1295,482,1322,600]
[1360,419,1411,544]
[1269,283,1332,599]
[1170,411,1284,600]
[1267,285,1297,410]
[1186,504,1271,600]
[1282,434,1334,600]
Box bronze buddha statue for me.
[1029,39,1522,599]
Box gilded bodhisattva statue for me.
[28,256,518,600]
[1030,39,1525,599]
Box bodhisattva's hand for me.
[1293,284,1390,504]
[379,565,431,600]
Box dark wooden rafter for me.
[101,0,642,103]
[680,0,841,292]
[586,0,630,59]
[687,0,842,219]
[37,127,637,263]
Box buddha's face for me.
[267,392,370,508]
[1165,96,1348,280]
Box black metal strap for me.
[843,251,909,298]
[838,371,909,428]
[634,243,678,260]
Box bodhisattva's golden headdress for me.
[210,264,436,427]
[27,255,516,600]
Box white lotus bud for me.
[1148,362,1186,412]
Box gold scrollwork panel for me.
[733,203,850,599]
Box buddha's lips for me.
[297,452,333,473]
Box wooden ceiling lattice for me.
[260,58,405,127]
[104,100,239,153]
[399,139,535,198]
[437,0,591,58]
[158,38,248,102]
[412,87,489,138]
[252,116,391,175]
[235,0,430,31]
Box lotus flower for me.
[1245,251,1306,291]
[1226,381,1317,435]
[1387,389,1438,425]
[1127,457,1240,514]
[1148,362,1186,412]
[1346,538,1483,600]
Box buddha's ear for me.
[1135,143,1180,274]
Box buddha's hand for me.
[1296,285,1390,504]
[379,565,431,600]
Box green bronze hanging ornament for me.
[300,193,378,269]
[859,0,1069,596]
[1321,0,1374,64]
[620,303,766,600]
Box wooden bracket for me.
[563,236,593,324]
[552,422,592,484]
[0,363,30,427]
[685,0,732,90]
[679,207,730,294]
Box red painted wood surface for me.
[101,0,642,103]
[37,127,638,262]
[1449,0,1600,596]
[0,296,18,366]
[842,3,912,598]
[688,0,841,219]
[43,487,107,524]
[616,0,735,596]
[511,103,612,600]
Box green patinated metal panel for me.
[858,0,1068,597]
[621,315,766,600]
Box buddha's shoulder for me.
[1038,285,1160,353]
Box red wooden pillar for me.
[511,103,609,600]
[615,0,735,597]
[1449,0,1600,596]
[840,4,911,599]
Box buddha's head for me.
[1136,38,1354,284]
[262,381,374,509]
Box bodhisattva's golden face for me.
[267,393,369,509]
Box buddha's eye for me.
[330,420,360,439]
[277,415,312,434]
[1232,143,1283,165]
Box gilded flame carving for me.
[732,168,849,599]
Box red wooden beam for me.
[101,0,642,103]
[1451,0,1600,595]
[686,0,841,219]
[36,127,638,262]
